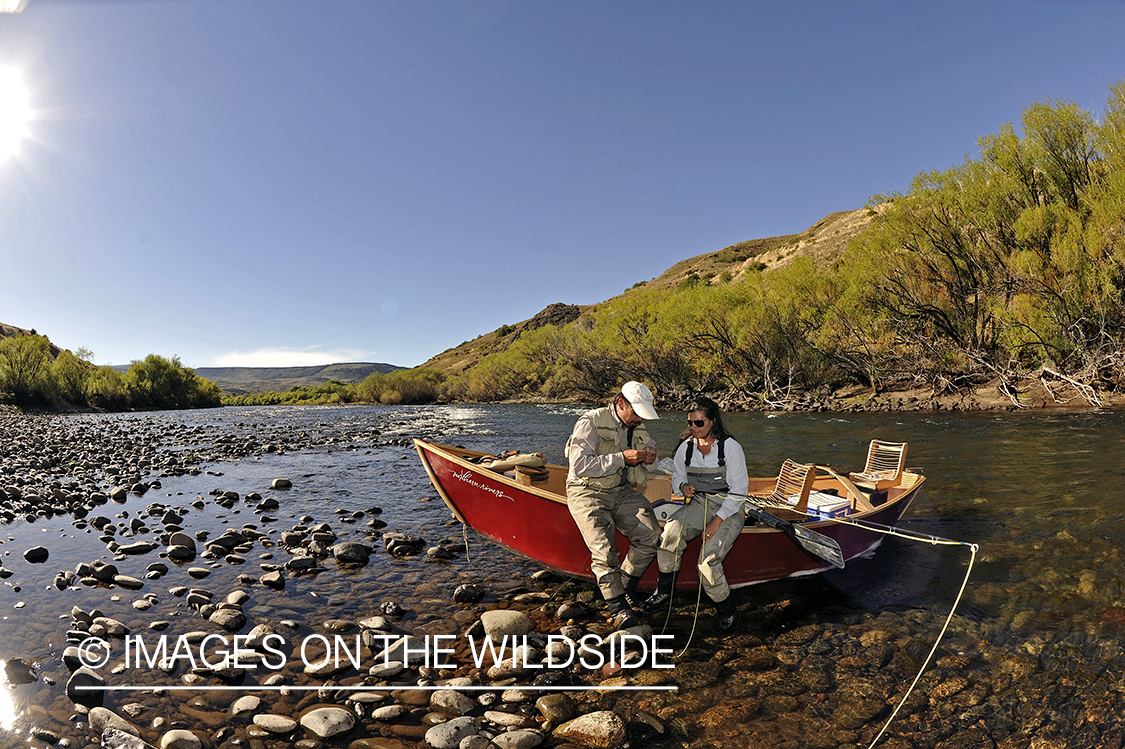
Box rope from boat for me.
[715,492,979,747]
[846,521,976,742]
[811,514,979,749]
[671,491,709,659]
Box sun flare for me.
[0,66,31,161]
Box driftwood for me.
[1039,367,1103,408]
[997,378,1027,409]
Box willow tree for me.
[859,82,1125,389]
[0,334,53,404]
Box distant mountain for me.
[111,361,404,395]
[195,362,403,395]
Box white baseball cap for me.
[621,381,659,420]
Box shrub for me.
[86,366,131,411]
[125,354,222,409]
[0,334,53,404]
[52,350,91,405]
[357,368,444,404]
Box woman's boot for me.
[605,594,638,629]
[641,569,677,614]
[713,594,740,634]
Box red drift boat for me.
[414,438,925,590]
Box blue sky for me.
[0,1,1123,368]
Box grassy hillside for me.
[645,209,870,289]
[421,208,874,380]
[0,323,63,357]
[422,302,586,375]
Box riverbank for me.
[675,373,1122,414]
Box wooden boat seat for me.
[849,440,907,491]
[506,465,551,485]
[751,458,817,513]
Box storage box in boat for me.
[789,491,850,518]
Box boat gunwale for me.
[413,438,924,533]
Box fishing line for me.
[811,514,979,749]
[719,492,979,747]
[672,491,708,659]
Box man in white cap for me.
[564,381,662,628]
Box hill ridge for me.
[420,208,873,376]
[185,362,402,395]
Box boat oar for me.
[702,492,845,569]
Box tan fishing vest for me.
[565,405,652,490]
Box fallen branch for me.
[1038,376,1074,405]
[998,378,1027,409]
[1041,367,1103,408]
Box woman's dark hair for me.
[678,395,732,443]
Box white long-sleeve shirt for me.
[672,436,749,520]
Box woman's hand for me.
[703,515,723,542]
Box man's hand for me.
[623,445,657,466]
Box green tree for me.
[126,355,222,409]
[52,350,91,405]
[854,82,1125,392]
[86,366,132,411]
[0,334,53,404]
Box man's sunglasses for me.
[687,419,707,427]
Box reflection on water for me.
[0,404,1123,746]
[0,666,16,731]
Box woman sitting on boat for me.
[642,396,747,634]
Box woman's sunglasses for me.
[687,419,707,427]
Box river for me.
[1,404,1123,748]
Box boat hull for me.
[414,439,923,590]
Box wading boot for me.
[605,594,639,629]
[622,573,645,608]
[714,594,740,635]
[641,569,678,614]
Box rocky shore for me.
[0,410,684,749]
[495,374,1124,417]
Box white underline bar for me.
[77,685,678,692]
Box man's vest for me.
[565,405,652,490]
